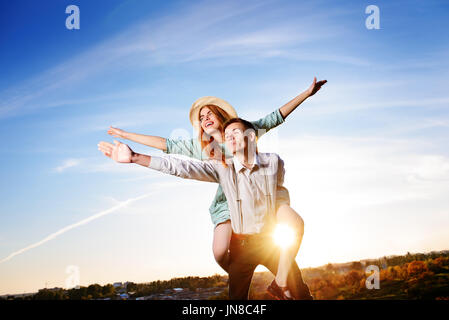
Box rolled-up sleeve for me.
[164,138,203,159]
[251,109,285,138]
[149,155,219,183]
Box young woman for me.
[106,77,326,299]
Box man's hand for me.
[307,77,327,97]
[97,140,133,163]
[107,126,127,139]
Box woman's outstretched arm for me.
[108,126,202,159]
[108,126,167,151]
[250,77,327,138]
[279,77,327,119]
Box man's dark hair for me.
[223,117,256,132]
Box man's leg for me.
[228,238,257,300]
[259,238,313,300]
[228,259,256,300]
[285,260,313,300]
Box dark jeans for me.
[228,232,313,300]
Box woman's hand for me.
[97,140,133,163]
[108,126,127,139]
[306,77,327,97]
[279,77,328,119]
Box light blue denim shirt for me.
[164,108,286,227]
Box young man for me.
[98,118,313,300]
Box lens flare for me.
[272,223,296,249]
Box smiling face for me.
[224,121,256,155]
[199,106,221,135]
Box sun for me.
[272,223,296,249]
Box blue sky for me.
[1,0,449,295]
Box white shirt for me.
[231,153,272,234]
[149,152,290,234]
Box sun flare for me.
[272,223,296,249]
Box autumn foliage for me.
[300,253,449,300]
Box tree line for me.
[1,251,448,300]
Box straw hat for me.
[189,96,237,130]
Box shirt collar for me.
[232,151,260,173]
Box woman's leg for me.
[212,220,233,273]
[274,204,305,297]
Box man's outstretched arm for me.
[98,140,219,183]
[145,154,219,183]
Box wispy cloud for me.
[0,192,154,265]
[380,118,449,136]
[0,0,355,120]
[54,158,83,173]
[257,133,449,265]
[305,96,449,116]
[50,156,151,174]
[259,133,449,207]
[36,106,187,137]
[0,0,272,119]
